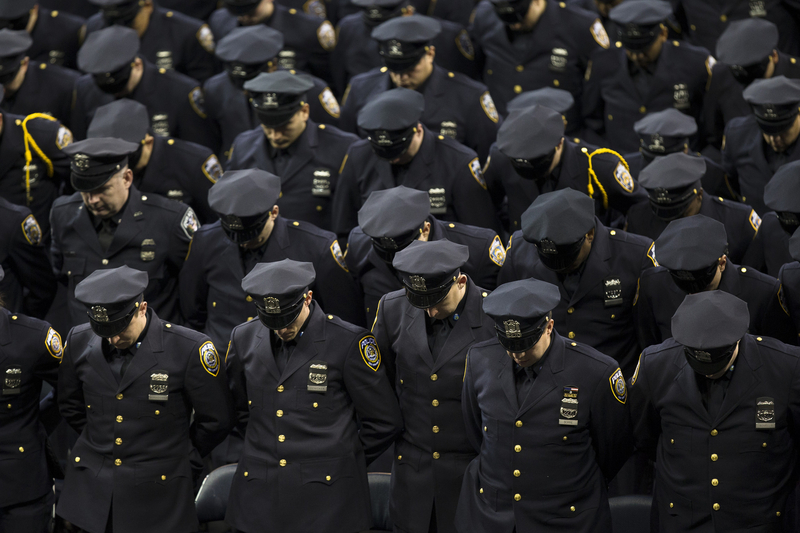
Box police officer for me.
[0,196,55,319]
[499,188,655,376]
[224,259,402,532]
[630,290,800,530]
[332,88,500,238]
[457,278,632,532]
[84,0,216,82]
[779,230,800,342]
[584,0,713,154]
[486,105,646,232]
[349,186,505,321]
[56,266,233,533]
[339,15,498,163]
[371,240,495,533]
[0,29,78,127]
[227,70,357,231]
[181,169,363,350]
[742,161,799,276]
[71,26,216,149]
[209,0,336,84]
[0,0,86,69]
[51,137,198,328]
[636,215,794,349]
[626,152,759,265]
[723,76,800,216]
[204,24,341,159]
[86,98,221,223]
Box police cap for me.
[62,137,139,192]
[216,25,283,65]
[496,104,564,160]
[78,25,139,74]
[716,18,778,75]
[634,108,697,156]
[358,186,429,261]
[764,160,800,233]
[75,266,149,338]
[0,0,36,19]
[87,99,149,144]
[208,169,281,243]
[0,30,31,70]
[352,0,405,27]
[393,240,469,308]
[639,152,705,220]
[521,188,594,246]
[241,259,316,330]
[357,86,424,131]
[482,278,560,352]
[506,87,574,115]
[671,291,749,375]
[371,15,441,72]
[789,228,800,262]
[245,70,314,127]
[655,215,727,271]
[609,0,672,51]
[743,76,800,134]
[223,0,260,16]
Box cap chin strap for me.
[22,114,56,206]
[584,148,627,210]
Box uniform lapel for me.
[253,325,281,382]
[405,305,436,370]
[431,278,480,373]
[0,311,12,366]
[399,126,434,190]
[220,231,245,279]
[714,337,761,424]
[517,334,562,417]
[568,221,611,306]
[83,335,119,391]
[0,115,22,179]
[69,202,105,255]
[674,357,711,422]
[280,121,317,182]
[279,305,322,383]
[105,188,146,257]
[117,311,162,393]
[497,351,519,412]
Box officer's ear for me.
[27,5,38,31]
[270,205,279,219]
[426,45,436,62]
[718,255,727,273]
[585,227,596,244]
[770,49,780,65]
[121,167,134,188]
[304,291,313,306]
[658,24,668,40]
[298,103,310,121]
[401,4,415,15]
[138,300,148,317]
[417,221,431,242]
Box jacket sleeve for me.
[760,278,797,344]
[179,230,210,332]
[496,235,519,286]
[9,211,56,318]
[465,90,501,164]
[178,86,220,150]
[633,276,662,350]
[57,329,87,434]
[224,332,251,434]
[330,147,362,239]
[370,295,396,388]
[313,238,366,327]
[461,348,483,453]
[589,363,633,481]
[168,205,196,278]
[451,154,502,233]
[628,351,660,461]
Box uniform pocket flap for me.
[395,444,422,472]
[135,457,192,485]
[239,454,268,481]
[63,256,85,277]
[70,445,104,477]
[300,456,355,485]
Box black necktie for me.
[428,320,450,362]
[108,348,132,383]
[706,378,726,420]
[516,367,536,406]
[275,340,295,374]
[98,218,116,253]
[242,247,263,274]
[273,148,290,177]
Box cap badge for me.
[539,238,558,255]
[625,23,641,38]
[263,297,281,314]
[763,105,777,119]
[654,187,671,204]
[693,350,712,363]
[730,64,746,77]
[375,131,392,146]
[378,236,398,250]
[387,40,403,57]
[673,270,696,281]
[91,306,109,322]
[503,319,522,338]
[409,275,427,291]
[263,93,279,109]
[225,215,244,231]
[367,6,381,18]
[74,154,91,171]
[649,133,665,153]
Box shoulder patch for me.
[630,353,642,386]
[317,20,336,51]
[609,367,626,404]
[480,91,499,123]
[21,214,43,245]
[591,19,610,49]
[188,87,207,118]
[749,209,761,231]
[330,240,348,272]
[319,86,341,118]
[56,125,73,149]
[469,157,487,189]
[706,55,716,77]
[45,327,63,360]
[225,340,231,362]
[455,29,475,60]
[506,233,513,252]
[199,341,220,376]
[359,335,381,371]
[646,242,658,267]
[614,161,634,193]
[202,154,223,183]
[489,235,506,267]
[196,24,215,53]
[181,207,200,239]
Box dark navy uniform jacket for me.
[626,196,760,265]
[0,112,71,237]
[332,125,501,238]
[57,310,233,533]
[0,198,56,319]
[135,135,221,223]
[469,0,610,120]
[630,334,800,532]
[372,278,494,533]
[457,332,632,533]
[180,216,363,348]
[29,8,85,70]
[332,13,480,96]
[71,60,217,150]
[0,62,79,128]
[209,5,336,84]
[484,139,647,232]
[226,120,357,231]
[626,151,740,202]
[779,260,800,343]
[584,40,713,154]
[159,0,219,20]
[499,221,656,376]
[38,0,96,19]
[635,263,796,349]
[722,114,800,216]
[0,309,61,508]
[49,186,195,327]
[742,212,793,277]
[203,69,341,159]
[85,5,217,82]
[348,215,505,321]
[339,65,500,163]
[224,302,403,533]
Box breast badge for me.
[559,386,579,425]
[307,360,328,392]
[149,371,169,401]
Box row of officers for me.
[6,236,800,533]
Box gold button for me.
[289,7,296,13]
[513,470,521,477]
[448,223,455,228]
[6,404,10,409]
[711,479,718,486]
[757,337,762,341]
[398,455,402,460]
[610,230,616,236]
[15,119,20,125]
[438,135,444,140]
[313,402,319,408]
[553,79,560,87]
[400,380,404,384]
[159,68,166,74]
[581,147,588,153]
[318,124,325,129]
[433,452,440,459]
[516,65,523,72]
[568,332,575,339]
[276,410,284,417]
[116,394,123,400]
[514,445,522,452]
[514,494,522,501]
[115,438,122,445]
[513,85,522,94]
[293,221,300,226]
[615,41,622,48]
[166,10,173,16]
[167,139,175,145]
[430,374,438,381]
[116,415,123,423]
[155,410,160,415]
[608,114,613,121]
[690,24,696,30]
[316,206,323,211]
[115,459,122,466]
[567,307,574,314]
[244,472,248,477]
[570,506,576,512]
[563,436,568,441]
[448,72,455,78]
[711,429,718,436]
[75,457,81,463]
[515,420,522,427]
[571,342,577,346]
[669,503,673,508]
[141,195,147,201]
[487,69,493,75]
[161,475,166,481]
[479,488,483,493]
[777,512,782,517]
[713,503,720,511]
[432,399,439,407]
[432,426,440,433]
[280,459,287,466]
[670,439,674,444]
[277,385,284,392]
[711,454,718,461]
[720,14,727,21]
[18,447,24,452]
[639,106,646,113]
[248,400,252,405]
[792,58,798,64]
[246,295,253,302]
[741,267,747,273]
[278,435,285,442]
[102,259,109,265]
[762,442,767,448]
[165,324,171,328]
[326,475,331,481]
[484,426,487,431]
[482,292,488,297]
